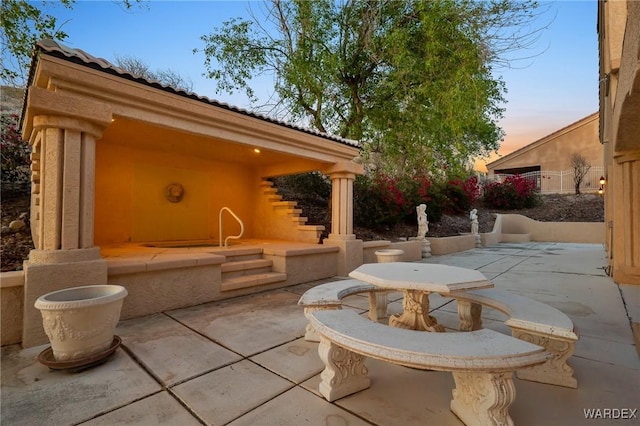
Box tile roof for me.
[27,39,359,148]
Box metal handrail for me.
[218,207,245,247]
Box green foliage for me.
[198,0,544,176]
[1,0,73,85]
[483,175,540,209]
[1,0,145,86]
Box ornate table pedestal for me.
[389,289,445,332]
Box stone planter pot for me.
[374,249,405,263]
[35,285,128,361]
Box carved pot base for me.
[35,285,128,361]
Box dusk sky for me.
[36,1,599,171]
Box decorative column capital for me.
[323,160,364,177]
[22,87,112,141]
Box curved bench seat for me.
[450,288,579,388]
[310,309,549,426]
[298,279,380,341]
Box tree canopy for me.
[1,0,145,87]
[198,0,545,176]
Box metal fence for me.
[488,166,605,194]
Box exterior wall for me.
[487,113,602,174]
[95,142,254,244]
[600,0,640,285]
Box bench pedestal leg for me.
[304,306,340,342]
[368,292,388,321]
[451,371,516,426]
[318,337,370,402]
[512,329,578,388]
[458,300,483,331]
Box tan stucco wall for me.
[95,142,255,244]
[600,0,640,286]
[487,114,601,173]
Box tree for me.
[114,55,194,92]
[570,152,591,195]
[1,0,145,87]
[197,0,547,177]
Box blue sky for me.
[36,1,599,167]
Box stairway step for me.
[221,259,273,276]
[221,272,288,292]
[272,201,298,208]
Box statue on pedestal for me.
[417,204,428,239]
[470,208,479,235]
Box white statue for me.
[417,204,428,239]
[470,208,479,235]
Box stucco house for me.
[598,0,640,287]
[486,112,603,193]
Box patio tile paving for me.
[80,392,201,425]
[0,345,160,425]
[116,313,242,386]
[2,242,638,425]
[171,359,294,425]
[250,337,324,383]
[167,289,306,356]
[228,386,371,426]
[302,359,463,425]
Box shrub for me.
[1,114,31,193]
[483,175,540,209]
[273,172,331,205]
[354,173,408,229]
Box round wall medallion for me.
[165,183,184,203]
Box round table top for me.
[348,262,493,294]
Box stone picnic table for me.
[349,262,494,332]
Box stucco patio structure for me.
[15,40,386,348]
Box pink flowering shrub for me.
[483,175,540,209]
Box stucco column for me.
[611,153,640,284]
[21,88,113,347]
[323,161,364,276]
[30,116,104,252]
[328,171,356,239]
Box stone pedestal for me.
[22,248,108,348]
[409,237,431,258]
[323,235,363,277]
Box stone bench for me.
[450,288,579,388]
[309,309,550,426]
[298,279,381,342]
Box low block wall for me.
[499,214,605,244]
[263,245,339,287]
[107,253,225,320]
[1,271,25,346]
[362,240,423,264]
[427,235,477,255]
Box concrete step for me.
[221,259,274,279]
[217,248,264,262]
[221,272,288,292]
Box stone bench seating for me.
[298,279,382,342]
[309,309,550,426]
[450,288,579,388]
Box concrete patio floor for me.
[2,242,639,425]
